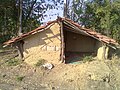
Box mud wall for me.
[23,23,61,65]
[65,31,96,52]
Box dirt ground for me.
[0,47,120,90]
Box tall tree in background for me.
[0,0,18,42]
[0,0,119,43]
[72,0,120,43]
[63,0,70,18]
[0,0,63,43]
[63,0,85,23]
[71,0,85,22]
[63,0,67,17]
[18,0,23,35]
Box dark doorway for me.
[63,28,96,64]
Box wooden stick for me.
[59,21,65,63]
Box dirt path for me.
[0,47,120,90]
[0,60,120,90]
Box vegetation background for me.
[0,0,120,89]
[0,0,120,43]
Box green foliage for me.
[0,0,63,43]
[72,0,120,43]
[6,58,21,66]
[0,35,11,43]
[16,75,25,82]
[35,59,46,66]
[82,55,94,63]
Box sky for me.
[41,0,88,23]
[42,6,63,23]
[41,0,64,23]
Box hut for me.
[4,17,119,65]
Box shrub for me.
[6,58,21,66]
[82,55,94,63]
[16,75,25,82]
[35,59,46,66]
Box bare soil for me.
[0,47,120,90]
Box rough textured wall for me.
[97,46,105,60]
[96,41,111,60]
[65,31,96,52]
[97,46,109,60]
[94,41,102,51]
[23,23,61,65]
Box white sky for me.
[41,0,63,23]
[41,0,88,23]
[42,9,63,23]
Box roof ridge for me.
[3,17,119,46]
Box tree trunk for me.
[72,0,75,21]
[26,0,37,20]
[17,0,23,59]
[18,0,22,35]
[63,0,67,17]
[16,41,24,59]
[4,8,7,35]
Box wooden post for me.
[15,41,24,59]
[59,21,65,63]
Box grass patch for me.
[35,59,46,67]
[82,55,94,63]
[0,45,8,52]
[0,49,4,53]
[6,58,21,66]
[16,75,25,82]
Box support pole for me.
[15,41,24,59]
[59,21,65,63]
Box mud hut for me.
[4,17,119,65]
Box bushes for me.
[82,55,94,63]
[6,58,21,66]
[16,75,25,82]
[35,59,46,66]
[0,34,11,43]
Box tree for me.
[72,0,120,43]
[0,0,64,43]
[0,0,18,42]
[18,0,23,35]
[63,0,85,23]
[63,0,70,18]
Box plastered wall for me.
[23,23,61,65]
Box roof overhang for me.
[3,17,119,49]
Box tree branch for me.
[26,0,37,20]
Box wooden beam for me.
[59,21,65,63]
[15,41,24,59]
[63,21,116,49]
